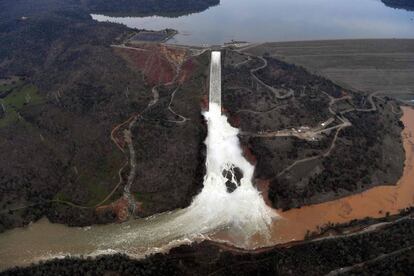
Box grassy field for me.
[0,82,44,128]
[245,39,414,103]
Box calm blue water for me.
[92,0,414,45]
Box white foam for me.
[160,51,276,241]
[101,51,276,251]
[192,102,277,239]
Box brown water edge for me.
[213,106,414,248]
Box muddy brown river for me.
[273,106,414,243]
[216,106,414,246]
[0,107,413,271]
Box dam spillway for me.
[200,51,276,241]
[209,51,222,108]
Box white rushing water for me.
[102,51,276,250]
[0,52,277,270]
[198,51,276,238]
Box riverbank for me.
[274,106,414,242]
[4,211,414,275]
[214,106,414,248]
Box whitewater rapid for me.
[197,51,276,238]
[104,51,276,249]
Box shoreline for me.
[212,106,414,248]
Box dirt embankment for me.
[246,39,414,102]
[113,43,195,87]
[114,47,175,86]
